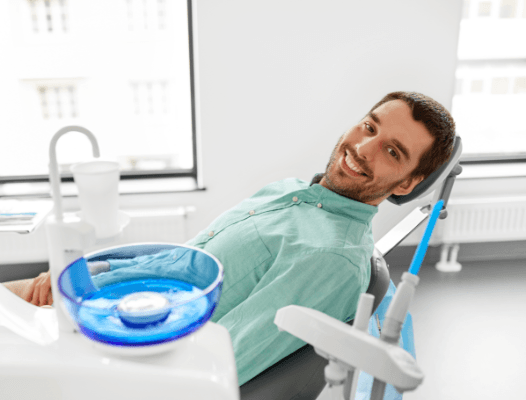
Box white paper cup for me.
[71,161,120,239]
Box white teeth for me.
[345,151,365,175]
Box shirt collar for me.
[307,173,378,224]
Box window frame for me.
[0,0,199,190]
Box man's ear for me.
[391,175,425,196]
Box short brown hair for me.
[368,91,456,181]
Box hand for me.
[24,271,53,306]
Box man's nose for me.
[356,137,381,161]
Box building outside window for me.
[453,0,526,161]
[0,0,196,186]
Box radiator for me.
[434,196,526,272]
[0,207,194,265]
[437,196,526,244]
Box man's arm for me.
[214,251,366,386]
[3,274,53,306]
[2,261,111,307]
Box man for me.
[4,91,456,386]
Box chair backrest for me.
[366,247,391,316]
[240,250,390,400]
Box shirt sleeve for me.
[90,251,169,287]
[90,248,216,290]
[214,250,366,386]
[106,249,174,270]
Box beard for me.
[323,136,406,204]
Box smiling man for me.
[5,91,456,387]
[320,93,452,205]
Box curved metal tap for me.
[49,126,100,220]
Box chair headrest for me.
[387,136,462,206]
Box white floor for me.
[387,258,526,400]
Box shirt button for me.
[249,210,255,215]
[292,196,298,202]
[172,254,177,261]
[208,231,214,237]
[317,203,322,208]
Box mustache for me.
[345,147,372,178]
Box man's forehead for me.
[371,100,425,133]
[369,99,433,163]
[374,99,411,118]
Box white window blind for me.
[453,0,526,160]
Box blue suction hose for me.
[381,198,444,343]
[370,199,445,399]
[408,200,444,276]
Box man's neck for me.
[314,173,383,207]
[309,173,324,186]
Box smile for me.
[342,150,368,177]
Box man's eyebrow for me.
[367,110,411,162]
[392,138,411,162]
[367,111,381,125]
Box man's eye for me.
[365,123,374,133]
[388,147,399,159]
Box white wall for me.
[123,0,464,242]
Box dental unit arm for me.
[0,126,105,344]
[46,126,103,332]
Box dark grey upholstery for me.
[240,248,390,400]
[367,247,390,314]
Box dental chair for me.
[240,136,463,400]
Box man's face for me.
[320,100,434,206]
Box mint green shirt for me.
[186,178,378,385]
[91,177,378,386]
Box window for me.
[453,0,526,162]
[0,0,196,187]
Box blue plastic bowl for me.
[58,243,223,348]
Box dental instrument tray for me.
[57,243,223,350]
